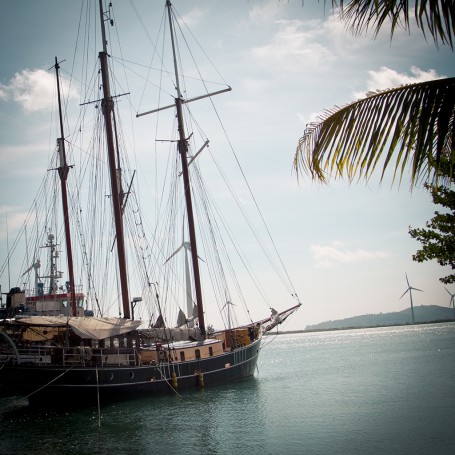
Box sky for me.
[0,0,454,331]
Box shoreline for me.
[266,318,455,335]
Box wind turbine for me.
[21,258,41,295]
[444,287,455,319]
[165,240,204,328]
[222,300,236,331]
[400,273,423,324]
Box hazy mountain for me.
[305,305,454,331]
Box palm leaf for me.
[335,0,455,49]
[294,77,455,187]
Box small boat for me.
[0,0,300,408]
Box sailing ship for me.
[0,0,300,408]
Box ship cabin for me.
[0,286,86,318]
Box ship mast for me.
[166,0,206,337]
[98,0,130,318]
[53,57,77,316]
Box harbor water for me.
[1,323,454,454]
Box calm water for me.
[0,323,454,454]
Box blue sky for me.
[0,1,454,330]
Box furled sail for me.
[14,316,142,340]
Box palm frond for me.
[294,77,455,187]
[334,0,455,49]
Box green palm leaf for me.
[335,0,455,49]
[294,77,455,187]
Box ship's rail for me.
[3,346,138,367]
[23,284,84,298]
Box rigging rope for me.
[171,1,299,302]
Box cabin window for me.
[62,300,68,308]
[209,347,213,357]
[77,299,84,308]
[180,351,185,361]
[195,349,201,359]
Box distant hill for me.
[304,305,454,331]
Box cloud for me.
[249,1,283,24]
[0,207,28,240]
[179,7,206,27]
[0,68,78,113]
[354,66,446,99]
[310,241,391,268]
[249,19,335,73]
[0,143,48,172]
[0,86,8,100]
[297,110,322,125]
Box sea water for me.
[0,323,454,454]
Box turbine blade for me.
[399,289,409,299]
[410,287,423,292]
[184,242,205,262]
[221,300,236,310]
[164,243,184,264]
[21,264,33,277]
[445,287,455,297]
[21,259,38,277]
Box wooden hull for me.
[0,338,261,408]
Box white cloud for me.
[354,66,446,99]
[179,7,206,27]
[0,144,48,170]
[310,241,391,268]
[0,68,78,113]
[0,208,28,240]
[297,110,322,125]
[249,1,283,24]
[250,19,335,73]
[0,86,8,100]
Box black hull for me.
[0,338,261,408]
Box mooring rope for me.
[24,365,76,399]
[96,365,101,427]
[157,365,181,398]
